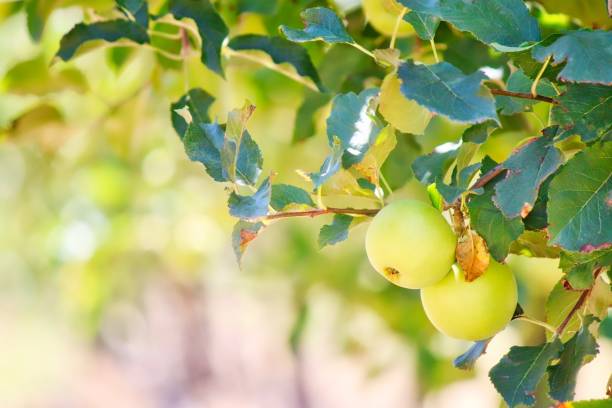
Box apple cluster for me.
[365,200,518,341]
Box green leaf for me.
[169,0,228,76]
[462,120,498,144]
[523,176,552,231]
[270,184,315,211]
[455,142,479,178]
[326,88,382,168]
[26,0,115,42]
[535,0,611,30]
[495,70,556,116]
[318,214,354,248]
[435,154,482,204]
[231,220,264,263]
[397,0,540,47]
[543,278,610,342]
[4,55,88,95]
[552,84,612,142]
[55,20,149,61]
[435,181,465,204]
[427,183,444,210]
[237,0,277,15]
[309,137,343,189]
[292,91,331,142]
[493,128,563,219]
[221,104,263,186]
[532,30,612,85]
[171,88,215,138]
[106,46,135,73]
[437,24,508,73]
[280,7,353,44]
[509,230,561,258]
[25,0,50,41]
[149,21,183,70]
[412,143,477,204]
[548,316,599,402]
[117,0,148,27]
[228,178,271,219]
[469,187,524,262]
[183,122,226,182]
[506,35,562,79]
[546,281,581,343]
[228,34,323,91]
[230,128,263,186]
[180,102,262,186]
[489,339,563,408]
[559,249,612,290]
[412,148,458,185]
[453,339,491,370]
[403,11,439,41]
[397,60,498,124]
[547,142,612,252]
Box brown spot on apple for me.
[384,267,400,281]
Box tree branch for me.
[555,289,590,337]
[266,207,379,220]
[471,164,504,190]
[555,267,604,337]
[489,89,558,104]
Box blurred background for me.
[0,1,610,407]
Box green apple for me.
[365,199,456,289]
[362,0,415,37]
[421,261,518,341]
[379,73,432,135]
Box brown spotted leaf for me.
[232,221,264,264]
[456,230,490,281]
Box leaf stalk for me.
[265,207,379,220]
[489,89,557,104]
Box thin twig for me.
[555,267,604,337]
[555,289,590,337]
[430,39,440,63]
[390,7,408,49]
[515,316,556,334]
[148,30,182,40]
[265,207,379,220]
[531,55,551,97]
[157,16,202,48]
[471,164,504,190]
[429,38,439,63]
[349,42,376,59]
[489,89,557,104]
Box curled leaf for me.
[456,230,490,281]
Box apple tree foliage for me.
[15,0,612,405]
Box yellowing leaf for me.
[456,230,490,282]
[352,126,397,184]
[379,73,432,135]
